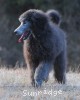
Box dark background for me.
[0,0,80,70]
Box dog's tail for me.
[46,9,61,25]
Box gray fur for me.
[15,9,67,87]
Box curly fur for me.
[19,9,67,87]
[46,9,61,25]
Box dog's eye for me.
[23,21,27,24]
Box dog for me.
[14,9,67,87]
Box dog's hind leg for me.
[54,50,67,84]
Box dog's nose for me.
[14,27,23,35]
[14,30,18,35]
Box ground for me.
[0,68,80,100]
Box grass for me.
[0,68,80,100]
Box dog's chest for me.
[24,37,44,60]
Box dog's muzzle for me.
[14,21,31,42]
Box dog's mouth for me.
[17,30,31,43]
[14,21,31,43]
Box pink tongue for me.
[18,32,27,43]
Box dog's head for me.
[14,9,48,43]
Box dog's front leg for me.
[34,61,52,87]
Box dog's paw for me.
[56,75,66,84]
[44,77,49,83]
[34,79,42,88]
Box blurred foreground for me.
[0,68,80,100]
